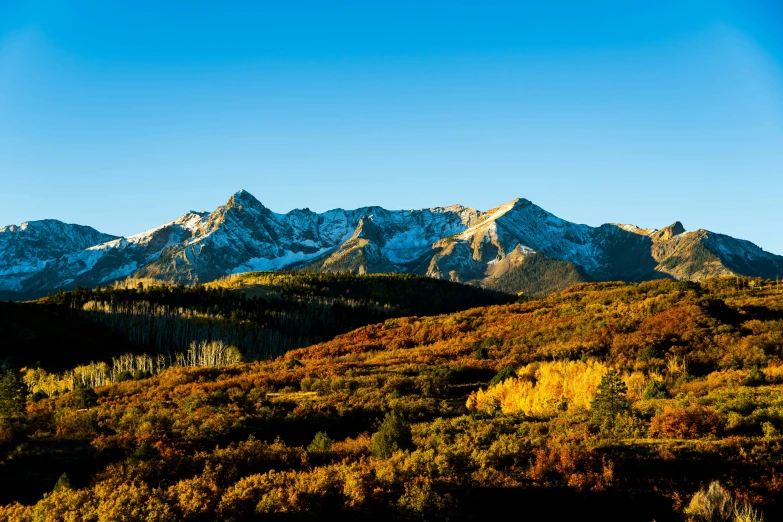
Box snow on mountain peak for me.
[613,224,657,236]
[228,189,264,208]
[2,191,781,297]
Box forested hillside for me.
[479,252,591,295]
[1,272,513,371]
[0,301,147,372]
[1,277,781,520]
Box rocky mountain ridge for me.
[1,189,781,298]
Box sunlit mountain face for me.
[1,189,781,299]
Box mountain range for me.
[1,189,781,299]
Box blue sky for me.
[1,1,782,253]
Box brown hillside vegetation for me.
[1,277,782,520]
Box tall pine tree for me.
[0,370,27,418]
[591,370,630,429]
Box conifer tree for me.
[307,431,333,452]
[53,473,71,492]
[642,380,670,400]
[72,384,98,409]
[371,411,413,458]
[489,366,517,387]
[591,370,630,428]
[0,370,27,418]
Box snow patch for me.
[232,246,336,273]
[100,262,140,283]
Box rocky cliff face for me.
[2,190,781,298]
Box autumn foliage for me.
[0,277,782,520]
[649,404,725,439]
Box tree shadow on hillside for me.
[458,487,677,522]
[738,304,783,323]
[0,302,148,372]
[0,438,100,506]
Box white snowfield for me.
[1,190,781,296]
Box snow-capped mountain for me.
[0,220,117,293]
[1,190,781,298]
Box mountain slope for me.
[0,220,117,294]
[480,253,591,296]
[1,190,781,298]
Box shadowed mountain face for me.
[1,190,781,298]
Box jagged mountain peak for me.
[612,223,657,236]
[651,221,686,242]
[2,218,88,233]
[488,197,563,224]
[1,194,781,299]
[483,197,533,214]
[0,218,116,241]
[226,189,267,211]
[232,188,252,199]
[669,221,685,234]
[12,219,53,232]
[0,221,119,292]
[352,215,386,246]
[504,197,533,207]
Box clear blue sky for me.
[1,1,782,253]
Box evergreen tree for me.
[745,365,766,387]
[72,384,98,409]
[53,473,71,492]
[489,366,517,387]
[307,431,333,452]
[0,370,27,418]
[371,411,413,458]
[591,370,631,428]
[642,380,670,400]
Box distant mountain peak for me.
[505,197,533,207]
[651,221,685,242]
[1,192,781,299]
[612,223,657,236]
[669,221,685,234]
[4,219,73,232]
[352,215,386,246]
[0,221,118,291]
[227,189,265,209]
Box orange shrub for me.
[530,446,613,491]
[649,405,724,439]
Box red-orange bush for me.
[649,405,724,439]
[530,447,613,491]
